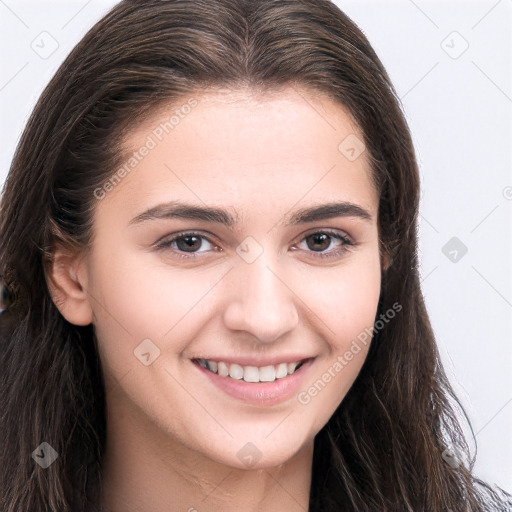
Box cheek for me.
[294,250,381,412]
[87,242,235,379]
[337,259,381,340]
[296,250,382,347]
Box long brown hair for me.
[1,1,510,510]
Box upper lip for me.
[192,355,315,367]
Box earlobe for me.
[46,249,93,326]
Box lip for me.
[193,357,315,406]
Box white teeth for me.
[259,365,276,382]
[287,362,298,375]
[196,358,305,382]
[229,363,244,380]
[217,361,229,377]
[276,363,288,379]
[243,366,259,383]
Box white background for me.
[1,0,511,493]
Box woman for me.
[0,0,510,511]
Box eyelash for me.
[155,229,355,261]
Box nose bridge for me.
[223,247,299,343]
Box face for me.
[81,86,382,469]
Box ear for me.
[46,247,93,326]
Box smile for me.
[193,358,306,383]
[192,357,315,406]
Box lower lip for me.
[193,358,315,406]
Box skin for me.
[49,86,384,512]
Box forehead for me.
[106,86,378,223]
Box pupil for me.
[308,233,330,251]
[178,235,201,252]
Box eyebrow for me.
[129,200,373,227]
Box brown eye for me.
[305,233,332,252]
[296,230,354,260]
[156,231,217,260]
[174,235,204,252]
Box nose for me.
[222,254,300,344]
